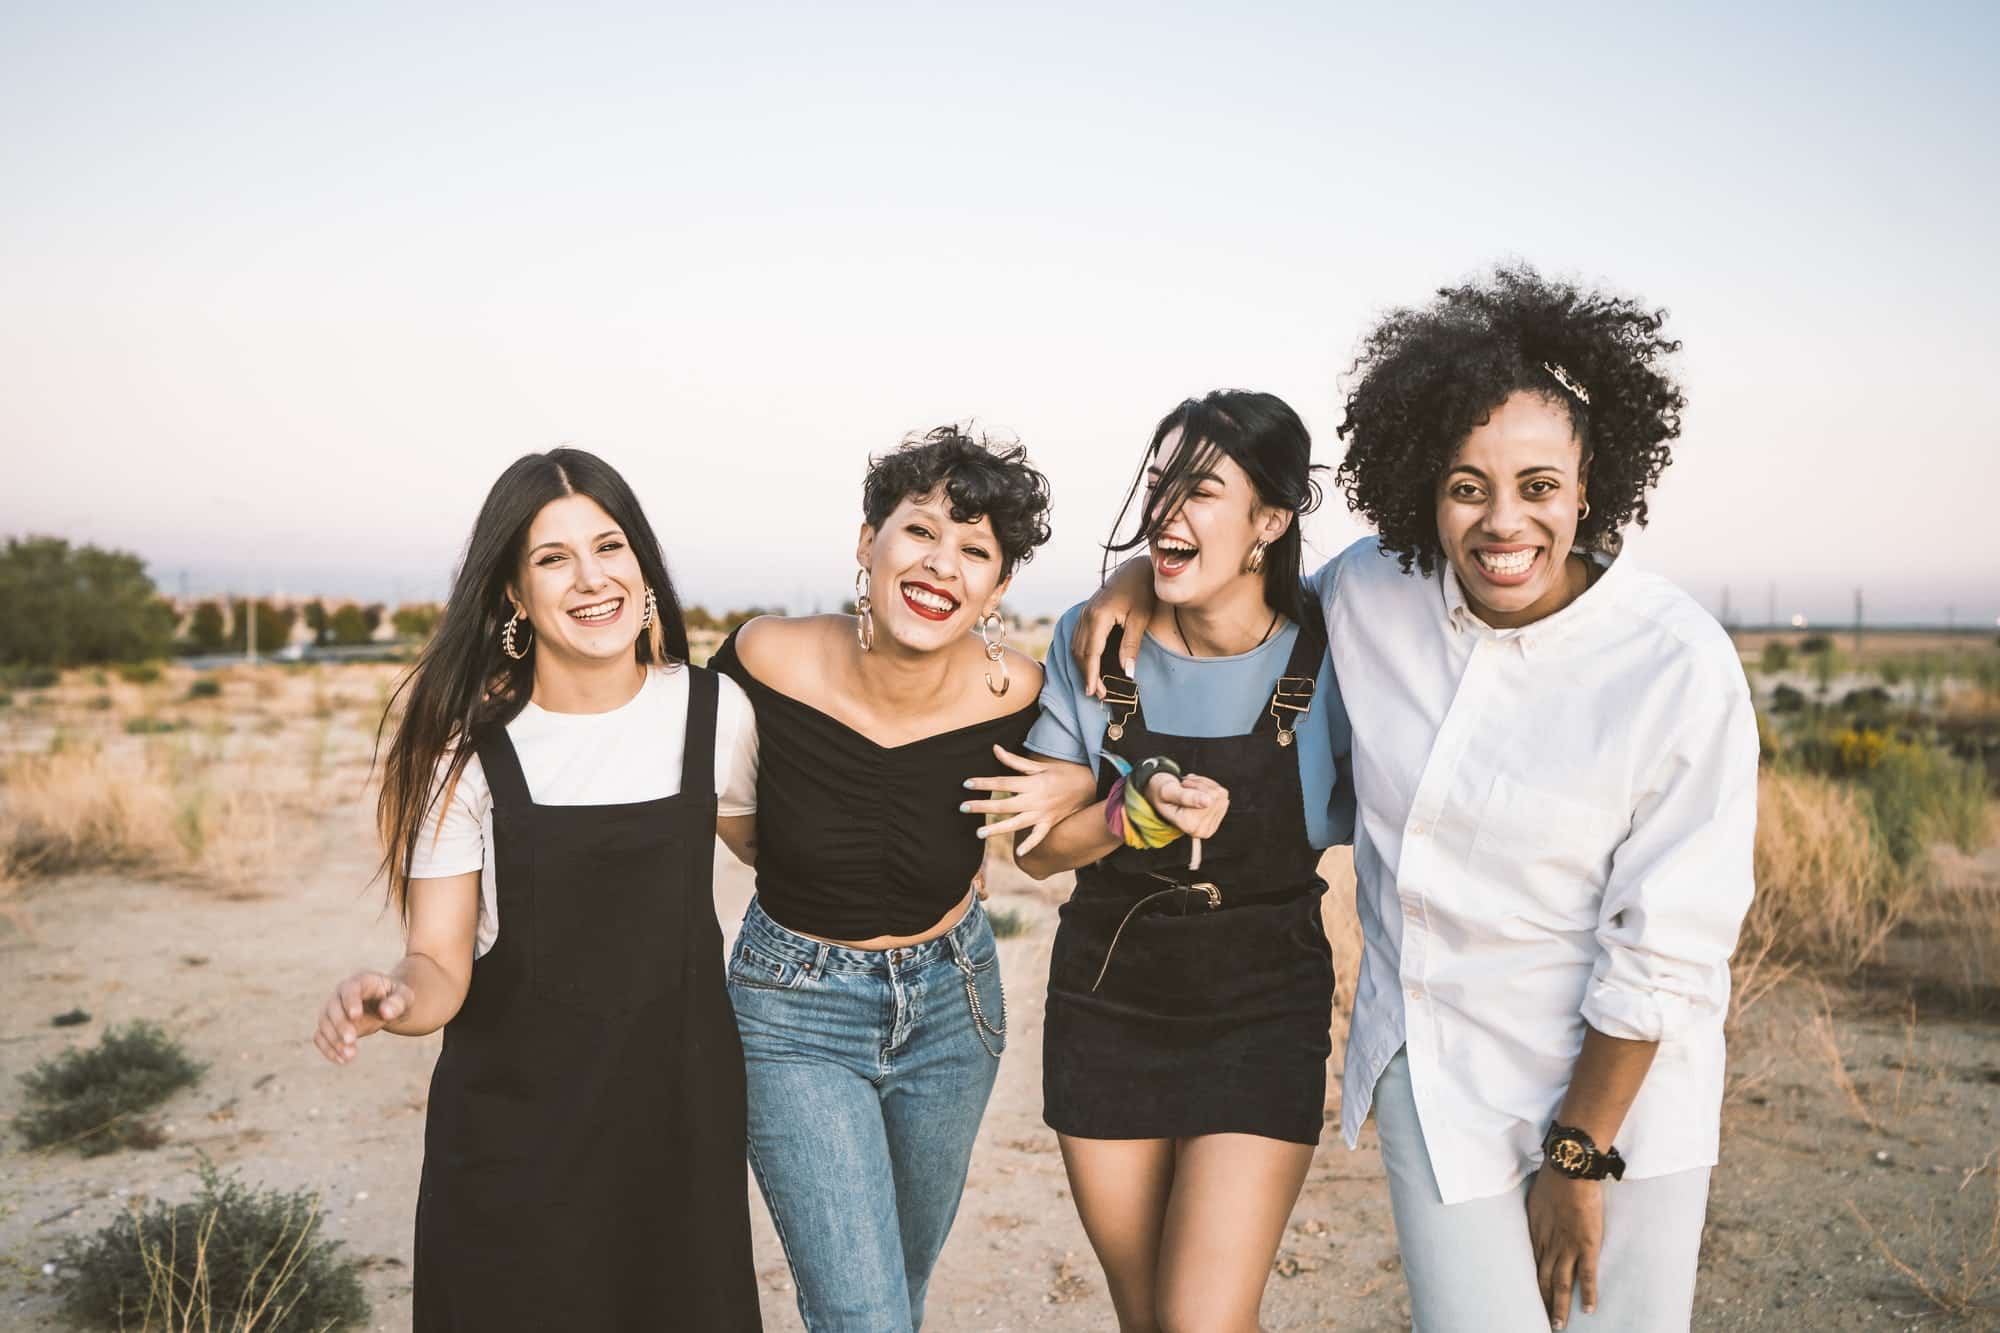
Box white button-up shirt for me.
[1316,538,1758,1206]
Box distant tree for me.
[328,605,373,646]
[227,600,296,655]
[188,601,227,653]
[303,600,329,645]
[0,537,176,666]
[391,605,441,639]
[1798,635,1832,655]
[683,605,718,632]
[1758,641,1792,674]
[719,607,773,632]
[362,604,385,636]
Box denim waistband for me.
[739,893,990,976]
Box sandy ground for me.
[3,788,1999,1328]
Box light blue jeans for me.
[1373,1048,1710,1332]
[726,895,1006,1333]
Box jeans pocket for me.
[727,941,806,992]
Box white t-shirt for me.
[409,666,759,958]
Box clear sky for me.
[3,1,1995,625]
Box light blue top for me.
[1027,602,1356,848]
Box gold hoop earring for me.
[640,586,658,629]
[854,568,874,652]
[979,611,1009,697]
[1245,540,1267,575]
[500,609,529,660]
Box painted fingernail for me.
[962,779,975,789]
[958,802,971,813]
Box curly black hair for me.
[1334,264,1686,575]
[862,426,1054,576]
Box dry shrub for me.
[1847,1164,2000,1322]
[1743,769,1922,979]
[0,745,282,890]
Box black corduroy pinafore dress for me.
[413,667,761,1332]
[1043,618,1336,1146]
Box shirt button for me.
[1410,823,1427,837]
[1408,988,1423,1001]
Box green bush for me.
[123,717,183,735]
[87,693,113,711]
[4,665,61,689]
[0,690,12,708]
[988,907,1030,939]
[12,1022,204,1155]
[118,663,163,684]
[57,1161,368,1332]
[1857,743,1988,868]
[187,679,223,700]
[0,537,177,667]
[1759,641,1792,674]
[1770,683,1807,714]
[1799,634,1832,655]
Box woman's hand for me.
[961,746,1100,855]
[1145,772,1228,840]
[1069,557,1157,698]
[1526,1170,1603,1329]
[313,970,415,1065]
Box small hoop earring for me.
[1245,540,1267,575]
[500,609,529,660]
[639,586,658,629]
[854,568,874,652]
[979,611,1009,697]
[1579,499,1592,520]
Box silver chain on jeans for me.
[956,961,1006,1059]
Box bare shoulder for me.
[960,636,1043,723]
[735,615,847,695]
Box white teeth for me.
[902,585,957,614]
[1155,538,1197,556]
[569,600,620,622]
[1475,549,1536,576]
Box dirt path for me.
[3,794,1996,1329]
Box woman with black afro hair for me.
[1073,266,1758,1332]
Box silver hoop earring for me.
[1245,540,1268,575]
[854,568,874,652]
[979,611,1009,697]
[640,586,658,629]
[500,609,529,660]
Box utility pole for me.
[1853,588,1863,655]
[1766,581,1776,630]
[244,555,257,666]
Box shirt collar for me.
[1438,547,1626,657]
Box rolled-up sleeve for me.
[1582,669,1760,1043]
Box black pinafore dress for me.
[414,667,761,1332]
[1043,618,1335,1146]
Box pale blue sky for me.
[2,1,1994,623]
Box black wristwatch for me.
[1541,1122,1626,1181]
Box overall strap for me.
[1098,626,1143,742]
[680,665,719,801]
[1256,606,1329,744]
[475,723,534,815]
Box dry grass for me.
[0,743,282,891]
[1743,769,1924,980]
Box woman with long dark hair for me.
[1074,268,1758,1331]
[311,448,761,1331]
[707,427,1075,1333]
[1012,391,1355,1332]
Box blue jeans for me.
[727,895,1006,1333]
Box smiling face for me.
[508,493,647,665]
[1435,390,1590,628]
[1144,430,1291,610]
[858,489,1010,654]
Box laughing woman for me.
[1014,391,1354,1333]
[709,428,1073,1333]
[311,449,761,1331]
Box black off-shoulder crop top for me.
[711,628,1039,939]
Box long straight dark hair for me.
[374,448,689,922]
[1103,390,1323,624]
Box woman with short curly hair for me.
[1076,267,1758,1331]
[710,426,1088,1332]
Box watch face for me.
[1549,1137,1592,1174]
